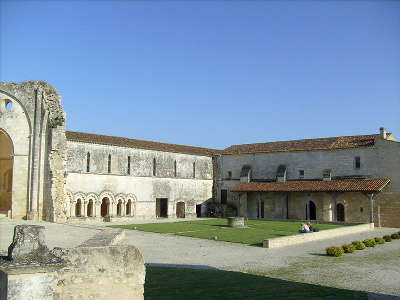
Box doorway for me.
[308,200,316,220]
[0,131,13,214]
[176,202,185,218]
[336,203,345,222]
[101,198,109,217]
[156,198,168,218]
[196,204,202,218]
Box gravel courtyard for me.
[1,219,399,298]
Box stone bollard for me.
[227,217,245,228]
[7,225,49,261]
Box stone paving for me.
[1,219,399,297]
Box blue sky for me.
[1,1,399,149]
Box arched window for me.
[126,199,132,216]
[174,160,177,177]
[127,156,131,175]
[153,158,156,176]
[117,200,123,216]
[336,203,345,222]
[108,154,112,173]
[87,200,94,217]
[75,199,82,217]
[193,162,196,178]
[86,152,90,172]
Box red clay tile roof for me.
[223,134,379,155]
[231,179,390,193]
[66,131,220,157]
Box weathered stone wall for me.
[65,141,213,219]
[0,226,145,300]
[0,81,67,221]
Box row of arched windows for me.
[74,198,134,218]
[85,152,197,178]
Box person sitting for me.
[307,222,313,231]
[299,223,311,233]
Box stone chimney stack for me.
[380,127,387,139]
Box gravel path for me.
[1,219,399,297]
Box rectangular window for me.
[355,156,361,169]
[228,171,232,179]
[86,152,90,173]
[193,162,196,178]
[174,160,177,177]
[221,189,228,204]
[107,154,111,174]
[153,158,156,176]
[127,156,131,175]
[299,170,304,179]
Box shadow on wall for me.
[144,266,370,300]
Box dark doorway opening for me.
[336,203,345,222]
[101,198,109,217]
[156,198,168,218]
[196,204,202,218]
[309,201,316,220]
[176,202,185,218]
[75,199,82,217]
[261,201,265,218]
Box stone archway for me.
[0,130,13,215]
[101,198,110,217]
[309,201,317,220]
[75,199,82,217]
[336,203,345,222]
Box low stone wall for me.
[0,225,145,300]
[263,223,375,248]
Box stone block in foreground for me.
[0,227,145,300]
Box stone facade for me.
[0,80,399,227]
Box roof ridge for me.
[224,134,379,150]
[66,130,221,151]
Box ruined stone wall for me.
[0,226,145,300]
[0,81,67,221]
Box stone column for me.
[110,201,116,217]
[70,201,76,217]
[122,201,126,216]
[83,201,88,217]
[368,193,375,223]
[27,89,43,220]
[238,192,248,217]
[95,201,101,217]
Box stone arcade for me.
[0,81,399,227]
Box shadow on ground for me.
[145,266,368,300]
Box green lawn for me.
[111,219,343,246]
[145,266,367,300]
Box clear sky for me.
[1,1,399,149]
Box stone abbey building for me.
[0,81,399,227]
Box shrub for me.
[374,237,385,245]
[383,235,392,242]
[326,246,344,257]
[391,233,400,240]
[342,244,356,254]
[352,241,366,250]
[363,239,376,247]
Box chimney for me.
[380,127,387,140]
